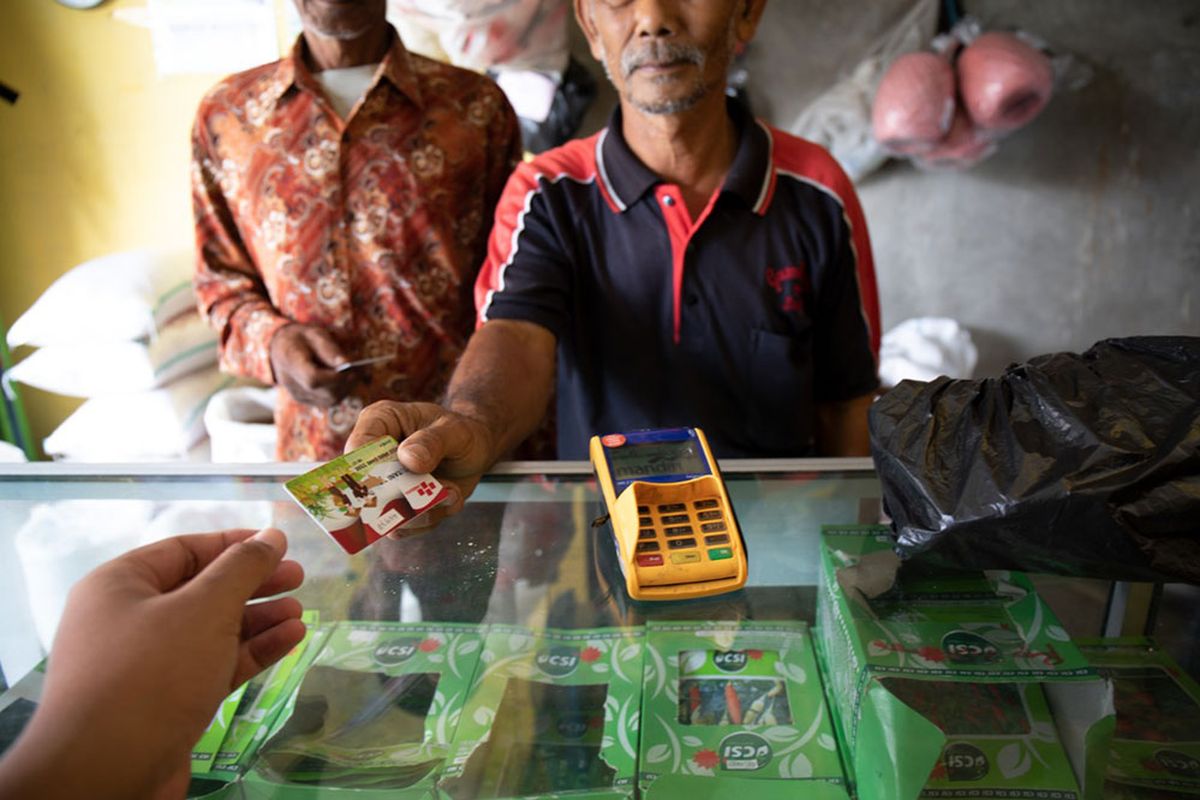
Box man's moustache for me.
[621,43,704,78]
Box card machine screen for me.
[590,428,748,601]
[607,439,707,483]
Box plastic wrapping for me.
[513,55,596,154]
[871,51,955,155]
[871,15,1084,172]
[957,31,1055,133]
[913,104,996,169]
[791,0,939,181]
[387,0,570,75]
[870,337,1200,583]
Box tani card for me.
[285,436,449,554]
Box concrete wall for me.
[5,1,1196,449]
[744,0,1200,375]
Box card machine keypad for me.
[633,500,733,567]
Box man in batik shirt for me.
[192,0,521,460]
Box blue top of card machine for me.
[589,427,748,601]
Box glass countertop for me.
[0,458,880,687]
[4,459,1199,799]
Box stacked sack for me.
[872,17,1057,170]
[5,250,250,461]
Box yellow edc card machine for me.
[589,427,748,601]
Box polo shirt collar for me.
[597,99,774,215]
[266,26,425,110]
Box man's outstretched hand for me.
[0,528,306,800]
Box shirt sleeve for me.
[473,162,573,339]
[811,168,881,403]
[190,108,290,386]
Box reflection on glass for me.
[257,667,441,789]
[448,679,614,798]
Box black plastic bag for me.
[870,336,1200,583]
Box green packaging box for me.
[638,620,849,800]
[189,611,326,784]
[439,625,644,799]
[816,525,1112,800]
[244,621,485,799]
[1077,637,1200,797]
[212,613,329,778]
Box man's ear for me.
[735,0,768,45]
[574,0,607,62]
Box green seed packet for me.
[193,683,249,774]
[210,611,326,777]
[440,625,645,799]
[816,525,1113,800]
[638,621,848,800]
[244,621,485,799]
[1077,638,1200,797]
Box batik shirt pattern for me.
[192,32,521,460]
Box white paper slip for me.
[335,355,392,373]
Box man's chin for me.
[627,90,708,116]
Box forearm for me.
[210,298,292,384]
[192,127,288,384]
[194,228,290,385]
[0,710,182,800]
[815,392,875,457]
[443,319,556,465]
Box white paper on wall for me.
[145,0,279,77]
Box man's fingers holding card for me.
[287,437,453,554]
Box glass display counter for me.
[0,459,879,682]
[0,460,1197,799]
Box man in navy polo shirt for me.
[348,0,881,521]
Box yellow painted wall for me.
[0,1,285,456]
